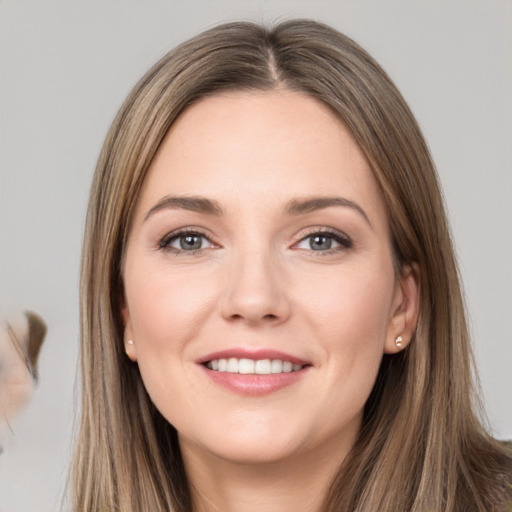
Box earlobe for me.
[384,263,420,354]
[123,326,137,362]
[125,338,137,362]
[121,296,137,362]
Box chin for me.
[207,440,302,466]
[179,420,310,466]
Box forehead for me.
[136,89,387,227]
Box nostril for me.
[228,312,279,323]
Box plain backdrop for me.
[0,1,511,510]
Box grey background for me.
[0,1,510,510]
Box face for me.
[122,90,418,467]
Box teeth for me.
[206,358,304,374]
[239,358,255,374]
[227,357,238,373]
[271,360,283,373]
[255,359,271,374]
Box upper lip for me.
[197,349,310,366]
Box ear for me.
[120,294,137,362]
[384,263,420,354]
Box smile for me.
[206,358,304,374]
[199,350,310,396]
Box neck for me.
[180,434,355,512]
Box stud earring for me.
[126,340,136,361]
[395,335,403,348]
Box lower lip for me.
[200,365,309,396]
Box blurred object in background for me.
[0,311,46,454]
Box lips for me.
[198,349,311,396]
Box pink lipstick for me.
[197,349,311,396]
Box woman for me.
[72,19,512,511]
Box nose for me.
[219,247,291,327]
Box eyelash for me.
[292,228,353,255]
[157,228,215,255]
[157,227,353,256]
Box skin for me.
[122,90,419,512]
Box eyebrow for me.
[285,196,372,227]
[144,194,371,227]
[144,195,223,221]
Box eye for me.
[158,230,214,253]
[294,230,352,253]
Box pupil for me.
[181,235,202,250]
[310,235,331,250]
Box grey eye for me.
[309,234,333,251]
[176,234,205,250]
[159,229,216,253]
[294,230,352,253]
[296,234,338,251]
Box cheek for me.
[299,263,395,403]
[300,262,395,344]
[123,265,217,416]
[124,263,218,354]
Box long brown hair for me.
[73,19,512,511]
